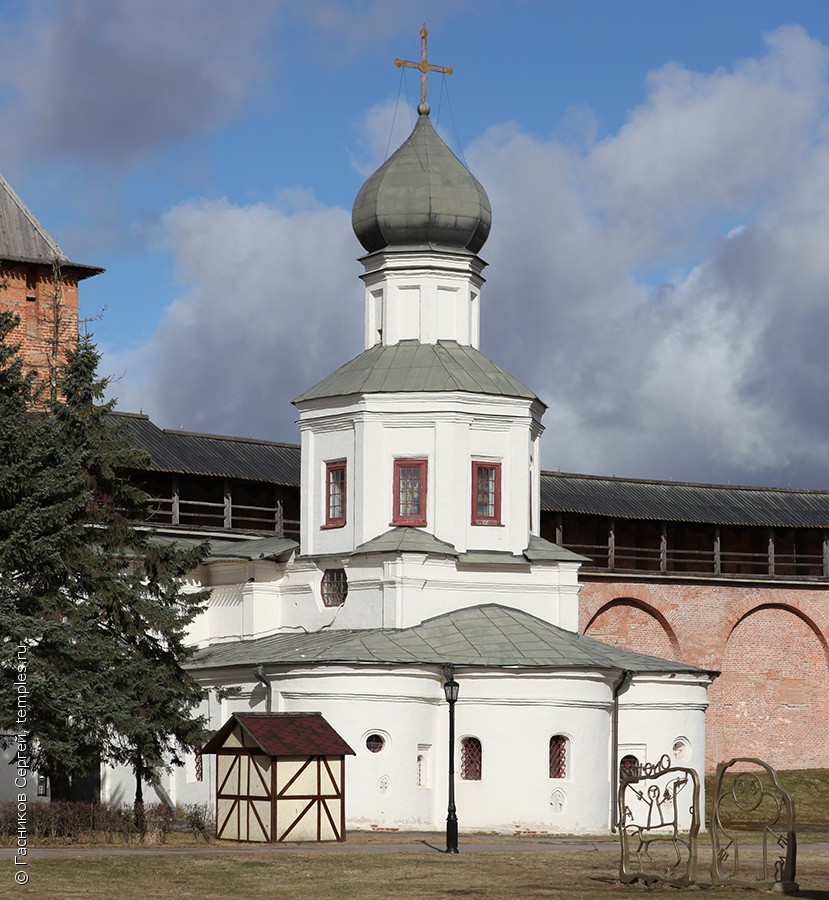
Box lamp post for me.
[443,666,459,854]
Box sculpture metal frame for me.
[618,753,700,887]
[710,757,798,894]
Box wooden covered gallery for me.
[202,712,355,843]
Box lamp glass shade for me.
[443,678,459,703]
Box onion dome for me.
[352,113,491,254]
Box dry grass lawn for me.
[2,841,828,900]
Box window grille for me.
[417,754,424,786]
[321,568,348,607]
[549,735,567,778]
[194,748,203,783]
[366,733,385,753]
[620,754,640,779]
[460,737,482,781]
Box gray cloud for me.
[0,0,276,167]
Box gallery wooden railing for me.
[146,495,300,538]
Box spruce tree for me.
[0,318,210,803]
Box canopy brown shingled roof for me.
[201,712,355,757]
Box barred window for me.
[460,737,482,781]
[549,735,567,779]
[620,754,640,780]
[194,748,203,783]
[321,568,348,607]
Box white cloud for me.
[108,193,362,439]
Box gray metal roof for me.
[190,604,707,673]
[523,534,590,562]
[0,173,102,277]
[351,527,458,556]
[148,533,297,562]
[352,113,491,254]
[541,471,829,528]
[294,340,540,405]
[111,412,301,485]
[207,535,299,561]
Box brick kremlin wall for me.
[579,577,829,771]
[0,262,79,383]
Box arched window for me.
[460,737,482,781]
[619,754,640,780]
[549,735,567,778]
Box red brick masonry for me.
[579,577,829,771]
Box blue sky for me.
[4,0,829,487]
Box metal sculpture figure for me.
[711,757,798,894]
[618,754,700,887]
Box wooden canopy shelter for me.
[202,712,355,843]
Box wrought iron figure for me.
[618,754,700,887]
[710,758,798,894]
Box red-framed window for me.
[460,737,482,781]
[471,461,501,526]
[324,460,346,527]
[549,735,567,779]
[392,459,427,526]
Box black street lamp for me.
[443,665,460,854]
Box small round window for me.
[365,733,385,753]
[672,738,690,761]
[321,568,348,607]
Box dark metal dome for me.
[352,114,491,254]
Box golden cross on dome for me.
[395,23,453,116]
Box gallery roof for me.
[542,471,829,528]
[112,412,301,485]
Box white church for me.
[104,55,715,838]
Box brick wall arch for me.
[719,598,829,670]
[706,603,829,770]
[583,597,682,662]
